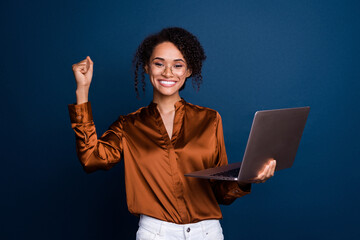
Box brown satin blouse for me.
[68,98,251,224]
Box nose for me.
[162,66,174,77]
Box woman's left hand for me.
[248,159,276,184]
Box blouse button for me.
[76,115,82,120]
[187,227,191,233]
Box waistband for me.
[139,215,221,234]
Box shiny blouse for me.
[68,98,251,224]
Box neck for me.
[152,92,181,114]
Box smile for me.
[158,80,177,87]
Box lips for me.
[158,79,177,87]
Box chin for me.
[158,88,180,96]
[153,83,184,97]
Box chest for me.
[159,111,175,140]
[123,107,218,158]
[123,108,220,174]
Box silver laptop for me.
[184,106,310,182]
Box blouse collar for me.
[149,98,186,111]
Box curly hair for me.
[132,27,206,98]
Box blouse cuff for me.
[227,181,251,198]
[68,101,93,123]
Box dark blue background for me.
[1,0,359,239]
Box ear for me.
[185,68,192,78]
[144,64,149,74]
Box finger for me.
[252,161,275,183]
[73,62,87,69]
[259,164,270,180]
[250,161,272,182]
[81,61,90,71]
[255,163,268,179]
[263,161,276,179]
[265,161,274,178]
[87,56,94,70]
[270,160,276,176]
[73,65,84,74]
[77,59,88,66]
[73,58,90,68]
[268,161,276,177]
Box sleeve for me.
[210,111,252,205]
[68,101,124,173]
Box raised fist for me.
[72,56,94,88]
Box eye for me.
[154,62,163,67]
[174,64,184,69]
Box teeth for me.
[160,80,176,85]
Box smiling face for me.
[145,41,192,98]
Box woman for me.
[68,27,276,240]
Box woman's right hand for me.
[72,56,94,88]
[72,56,94,104]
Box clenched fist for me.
[72,56,94,88]
[72,56,94,104]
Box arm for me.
[69,56,123,173]
[210,112,251,205]
[68,102,124,173]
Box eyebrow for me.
[152,57,185,63]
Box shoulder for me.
[184,101,221,125]
[184,101,217,114]
[113,105,153,126]
[125,105,149,118]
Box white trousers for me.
[136,215,224,240]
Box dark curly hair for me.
[132,27,206,98]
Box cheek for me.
[149,70,161,79]
[147,72,157,84]
[179,76,187,84]
[179,79,187,88]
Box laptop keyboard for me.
[211,168,240,178]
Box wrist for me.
[76,85,90,92]
[76,87,89,105]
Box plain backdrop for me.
[1,0,359,239]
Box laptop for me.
[184,106,310,182]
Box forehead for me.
[151,41,185,61]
